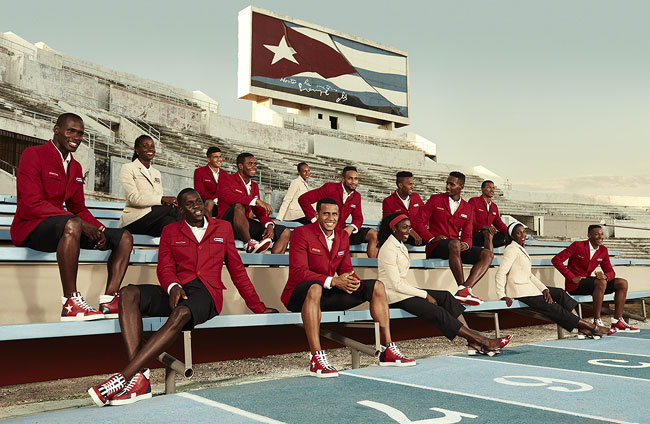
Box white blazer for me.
[378,234,428,304]
[119,160,164,227]
[495,242,548,299]
[276,176,310,221]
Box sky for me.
[2,0,649,195]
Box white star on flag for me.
[263,36,299,65]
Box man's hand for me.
[262,307,278,313]
[460,242,470,252]
[542,289,554,304]
[428,235,447,244]
[261,224,274,240]
[595,271,607,281]
[161,196,178,206]
[81,221,106,249]
[332,272,360,294]
[410,229,423,245]
[502,297,513,307]
[256,199,273,215]
[425,294,438,305]
[169,285,188,310]
[343,226,355,237]
[571,276,583,286]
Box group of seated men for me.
[8,113,640,406]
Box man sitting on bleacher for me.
[217,152,290,254]
[298,166,379,258]
[551,224,639,332]
[88,188,277,407]
[193,146,228,218]
[468,180,508,251]
[281,197,415,378]
[11,113,133,321]
[381,171,424,245]
[412,171,493,306]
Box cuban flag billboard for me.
[238,6,409,126]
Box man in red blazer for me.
[11,113,133,321]
[468,180,508,251]
[382,171,424,245]
[412,172,493,306]
[298,166,379,258]
[552,224,638,332]
[193,146,228,218]
[282,198,414,377]
[217,152,290,254]
[89,188,278,406]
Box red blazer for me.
[468,196,507,234]
[298,182,363,230]
[281,222,359,307]
[193,165,228,201]
[551,240,615,292]
[157,218,267,314]
[412,193,474,257]
[216,172,272,226]
[382,191,424,219]
[11,141,102,246]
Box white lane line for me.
[534,343,650,358]
[176,392,286,424]
[610,335,650,341]
[447,355,650,382]
[339,372,637,424]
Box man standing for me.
[552,225,639,332]
[88,188,277,406]
[382,171,424,245]
[281,198,414,377]
[11,113,133,320]
[468,180,508,251]
[412,172,493,306]
[276,162,311,224]
[298,166,379,258]
[193,146,228,218]
[217,153,290,254]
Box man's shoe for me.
[109,369,152,406]
[245,238,272,254]
[379,342,416,367]
[99,293,119,319]
[454,287,483,306]
[61,292,105,321]
[611,318,640,333]
[88,373,126,407]
[594,318,605,327]
[309,350,339,378]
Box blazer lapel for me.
[137,161,154,187]
[179,221,199,244]
[517,243,531,261]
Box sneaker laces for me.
[617,318,630,328]
[387,343,406,359]
[71,294,98,312]
[594,318,604,327]
[314,351,336,370]
[100,374,126,397]
[122,372,143,392]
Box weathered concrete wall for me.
[109,156,192,199]
[312,134,425,168]
[542,217,597,238]
[0,168,16,195]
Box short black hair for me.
[297,162,308,172]
[342,166,357,176]
[588,224,602,233]
[449,171,466,185]
[316,197,339,212]
[132,134,153,162]
[177,187,199,204]
[56,112,83,127]
[481,180,494,189]
[237,152,254,166]
[206,146,221,157]
[396,171,413,185]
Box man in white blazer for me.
[276,162,311,223]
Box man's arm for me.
[551,242,578,281]
[599,247,616,281]
[348,194,363,233]
[460,207,474,249]
[411,195,436,242]
[493,205,508,234]
[298,185,328,223]
[156,226,181,294]
[223,225,267,313]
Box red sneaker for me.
[310,350,339,378]
[246,238,272,253]
[109,369,152,406]
[61,292,105,321]
[99,293,119,319]
[454,287,483,306]
[612,318,640,333]
[500,334,513,349]
[88,373,126,407]
[379,342,416,367]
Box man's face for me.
[398,177,414,196]
[481,182,495,199]
[317,203,339,232]
[53,118,84,155]
[207,152,222,169]
[239,156,257,178]
[588,228,604,247]
[299,164,311,181]
[341,170,358,192]
[179,191,205,222]
[445,176,464,198]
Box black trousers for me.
[472,231,506,248]
[391,289,465,341]
[124,204,183,237]
[517,287,580,331]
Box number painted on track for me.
[358,400,477,423]
[588,359,650,368]
[493,376,592,392]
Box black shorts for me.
[472,231,506,248]
[135,279,218,330]
[123,204,183,237]
[429,239,484,264]
[221,205,287,241]
[22,215,126,253]
[569,277,616,296]
[349,226,371,246]
[287,279,377,312]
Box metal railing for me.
[0,158,17,176]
